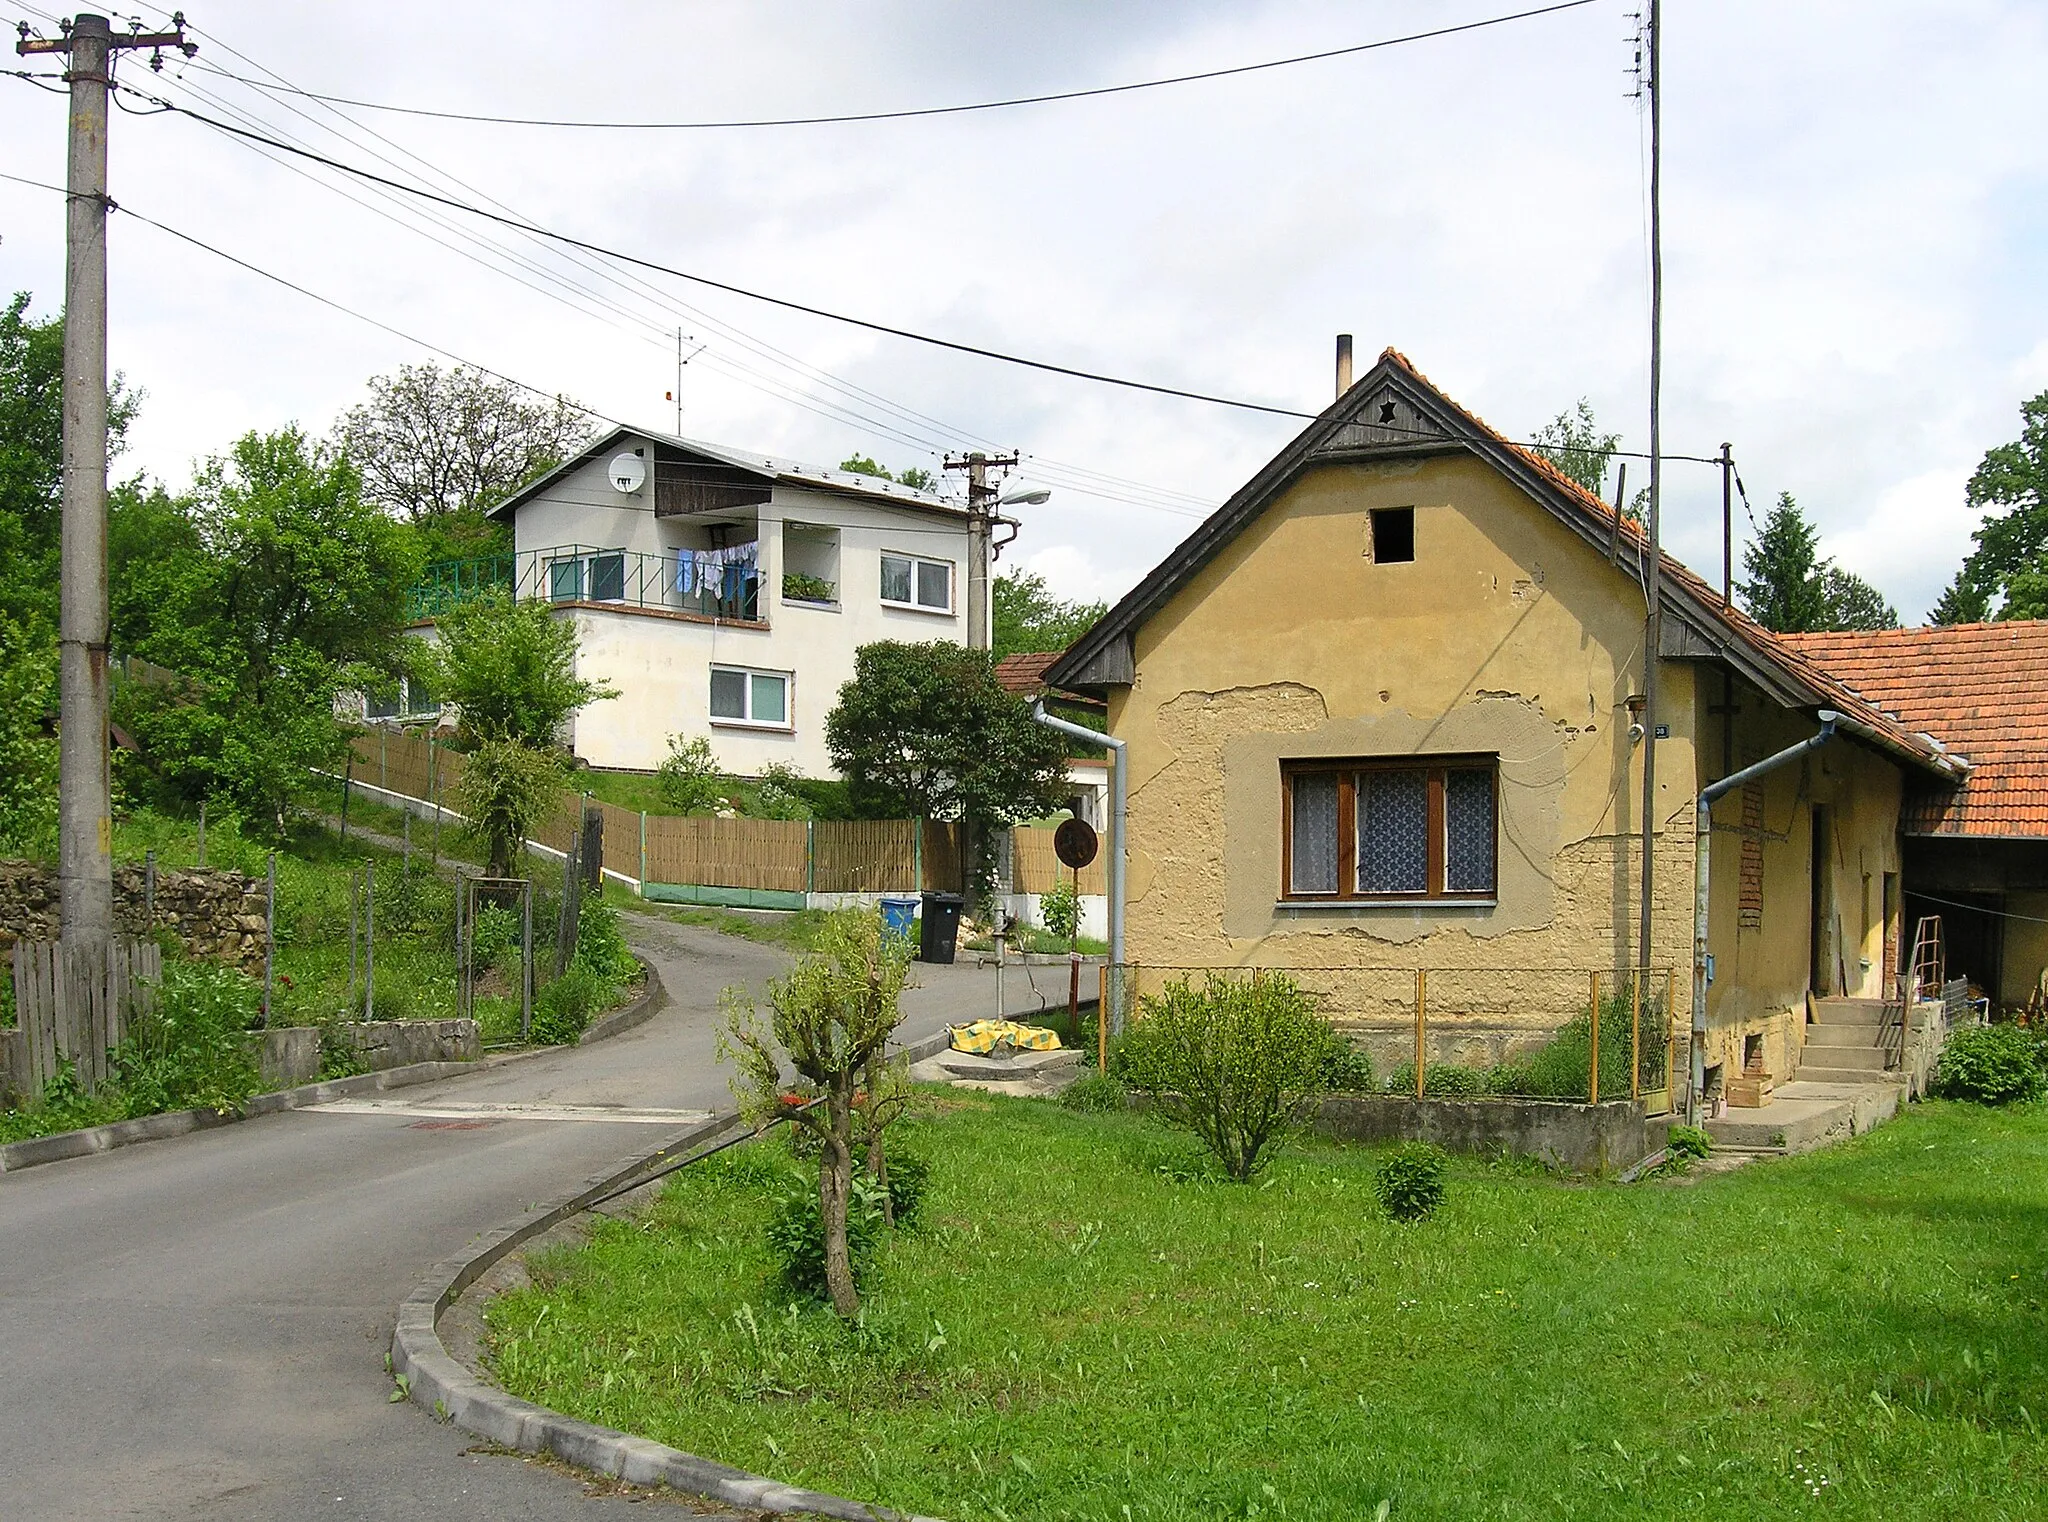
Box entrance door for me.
[1809,806,1831,995]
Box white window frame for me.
[708,664,793,731]
[879,550,957,615]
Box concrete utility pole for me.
[945,450,1019,651]
[17,12,194,954]
[1635,0,1663,994]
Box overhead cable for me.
[176,3,1600,131]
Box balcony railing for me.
[408,543,761,624]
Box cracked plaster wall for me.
[1108,453,1701,1040]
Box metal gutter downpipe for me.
[1688,709,1839,1124]
[1031,700,1126,1027]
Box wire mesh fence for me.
[1098,963,1675,1111]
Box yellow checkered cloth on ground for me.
[948,1019,1062,1054]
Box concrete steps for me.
[1704,1080,1904,1154]
[1790,996,1904,1088]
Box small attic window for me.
[1370,507,1415,564]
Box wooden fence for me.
[643,816,810,893]
[347,729,1065,899]
[11,938,162,1093]
[1012,824,1107,895]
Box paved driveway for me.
[0,915,1080,1520]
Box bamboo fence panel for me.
[920,821,963,892]
[642,816,809,892]
[592,799,643,881]
[530,792,583,857]
[813,820,918,893]
[1011,825,1107,895]
[11,938,161,1093]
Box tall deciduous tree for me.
[0,614,58,854]
[335,360,592,561]
[0,291,138,631]
[1738,492,1897,634]
[427,591,615,749]
[1531,398,1621,500]
[1931,389,2048,624]
[992,569,1108,658]
[115,428,419,826]
[825,641,1069,895]
[838,453,937,493]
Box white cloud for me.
[1015,542,1134,607]
[0,0,2042,628]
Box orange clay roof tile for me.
[1782,622,2048,837]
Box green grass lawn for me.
[487,1097,2048,1522]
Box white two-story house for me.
[410,426,977,778]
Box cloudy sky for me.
[3,0,2044,622]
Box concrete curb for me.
[0,1057,482,1174]
[578,961,665,1046]
[391,1112,942,1522]
[390,1023,961,1519]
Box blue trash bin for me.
[879,895,920,943]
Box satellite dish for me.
[607,452,647,493]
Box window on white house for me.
[1282,758,1497,901]
[880,552,954,612]
[547,549,626,602]
[710,665,790,727]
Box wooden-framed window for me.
[1281,758,1498,902]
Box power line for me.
[81,75,1752,471]
[104,203,1158,538]
[177,3,1600,131]
[123,84,1329,421]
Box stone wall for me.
[0,860,268,969]
[340,1018,479,1072]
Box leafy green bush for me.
[369,978,416,1022]
[749,762,813,821]
[1115,970,1334,1181]
[1384,1062,1488,1097]
[876,1150,931,1229]
[113,959,263,1118]
[1320,1033,1376,1093]
[1486,1009,1632,1099]
[657,733,726,815]
[376,860,442,937]
[1667,1124,1713,1159]
[764,1172,889,1300]
[782,571,836,604]
[533,964,607,1045]
[573,896,638,983]
[1374,1141,1449,1223]
[456,737,570,877]
[1039,879,1081,944]
[471,902,520,973]
[1933,1024,2047,1105]
[0,1063,124,1143]
[1060,1072,1130,1113]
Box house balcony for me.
[408,543,762,625]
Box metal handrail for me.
[408,542,761,624]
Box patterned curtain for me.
[1359,770,1429,893]
[1444,768,1497,892]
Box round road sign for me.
[1053,817,1099,870]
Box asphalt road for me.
[0,914,1078,1521]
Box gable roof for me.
[485,423,965,521]
[1784,622,2048,837]
[994,650,1107,711]
[1044,348,1964,783]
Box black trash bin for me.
[918,891,965,965]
